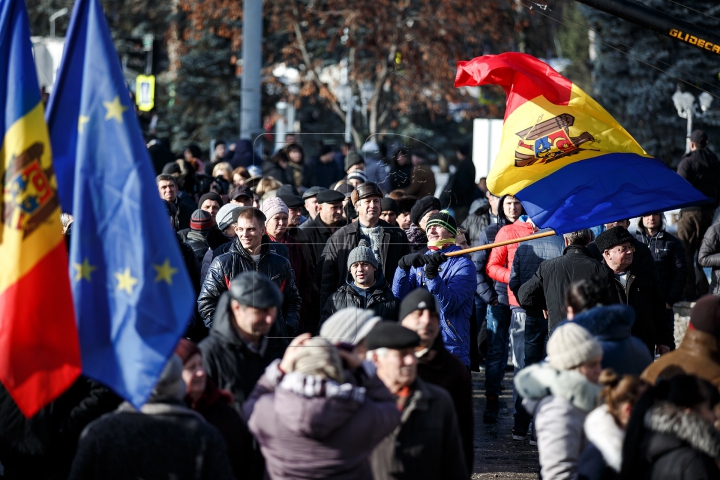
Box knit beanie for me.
[216,204,242,231]
[286,337,344,384]
[190,209,213,231]
[319,308,382,345]
[260,196,289,221]
[425,210,457,236]
[410,196,441,226]
[198,192,223,209]
[398,288,439,322]
[345,150,364,171]
[347,239,379,270]
[546,323,603,370]
[175,338,201,364]
[347,170,368,184]
[689,294,720,339]
[147,354,185,403]
[381,197,399,214]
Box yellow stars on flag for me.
[153,259,178,285]
[103,96,127,122]
[73,258,96,282]
[78,115,90,133]
[115,268,138,294]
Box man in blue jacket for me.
[393,211,476,367]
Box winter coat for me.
[303,157,345,189]
[570,305,653,376]
[369,377,467,480]
[261,159,291,185]
[199,237,290,284]
[320,277,398,325]
[403,164,436,199]
[229,139,254,168]
[460,198,491,248]
[698,223,720,296]
[185,230,212,263]
[198,236,301,334]
[677,147,720,206]
[508,231,565,316]
[628,402,720,480]
[274,232,315,330]
[188,380,248,479]
[604,259,671,354]
[515,362,601,480]
[321,220,409,310]
[68,401,234,480]
[439,158,476,210]
[199,291,288,411]
[362,151,392,194]
[578,405,624,480]
[472,219,509,305]
[299,214,346,269]
[518,245,617,332]
[642,328,720,389]
[244,360,401,480]
[635,227,687,306]
[175,194,197,231]
[393,245,476,367]
[587,239,658,279]
[417,335,475,475]
[487,219,536,306]
[388,158,412,190]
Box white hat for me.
[546,323,603,370]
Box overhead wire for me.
[519,0,720,101]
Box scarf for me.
[427,238,456,251]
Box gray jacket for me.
[515,363,601,480]
[369,377,467,480]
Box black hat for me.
[162,162,181,175]
[410,196,441,226]
[278,194,303,209]
[425,210,457,236]
[690,295,720,339]
[595,226,634,253]
[229,271,283,309]
[302,186,327,200]
[689,129,708,147]
[398,196,417,214]
[366,321,421,351]
[319,144,334,156]
[354,182,383,202]
[276,184,300,197]
[398,288,439,322]
[345,150,365,171]
[316,189,345,204]
[198,192,223,209]
[336,183,355,198]
[229,185,253,201]
[381,197,399,214]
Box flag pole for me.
[445,229,558,258]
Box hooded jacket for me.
[244,360,400,480]
[515,362,601,480]
[642,328,720,389]
[198,235,301,334]
[698,223,720,296]
[320,274,398,325]
[570,305,653,376]
[634,225,687,306]
[393,244,476,367]
[461,197,491,249]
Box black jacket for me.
[439,158,477,210]
[518,245,616,331]
[302,157,344,189]
[587,238,658,277]
[460,198,491,248]
[677,147,720,207]
[198,236,301,334]
[320,277,398,326]
[321,220,409,311]
[184,230,211,263]
[260,159,291,185]
[298,214,345,269]
[699,223,720,296]
[199,292,288,411]
[634,228,687,306]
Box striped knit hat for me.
[190,209,213,231]
[425,210,457,236]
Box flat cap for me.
[316,189,345,204]
[278,194,303,209]
[302,186,327,200]
[595,226,634,253]
[366,321,421,351]
[228,271,283,309]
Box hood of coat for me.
[644,402,720,460]
[273,372,366,439]
[515,362,601,413]
[585,404,625,472]
[570,304,636,340]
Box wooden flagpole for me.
[444,229,558,257]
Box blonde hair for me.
[598,369,647,427]
[255,176,283,196]
[212,162,233,182]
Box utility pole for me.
[240,0,262,141]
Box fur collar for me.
[585,405,624,471]
[645,403,720,459]
[515,362,601,412]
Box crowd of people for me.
[2,130,720,480]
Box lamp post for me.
[49,8,68,38]
[672,90,713,153]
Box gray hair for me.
[563,229,593,246]
[60,213,73,228]
[367,347,388,359]
[156,173,177,186]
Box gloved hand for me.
[423,252,447,280]
[398,252,427,270]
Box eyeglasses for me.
[612,244,635,254]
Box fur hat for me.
[595,226,634,253]
[546,323,603,370]
[410,196,441,226]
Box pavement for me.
[471,367,540,479]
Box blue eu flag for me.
[46,0,194,407]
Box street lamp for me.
[337,83,354,143]
[359,80,374,128]
[49,8,68,38]
[672,89,713,153]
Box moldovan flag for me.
[455,52,708,234]
[0,0,81,416]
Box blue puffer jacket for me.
[508,232,565,315]
[566,305,653,376]
[393,245,477,366]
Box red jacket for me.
[487,220,535,306]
